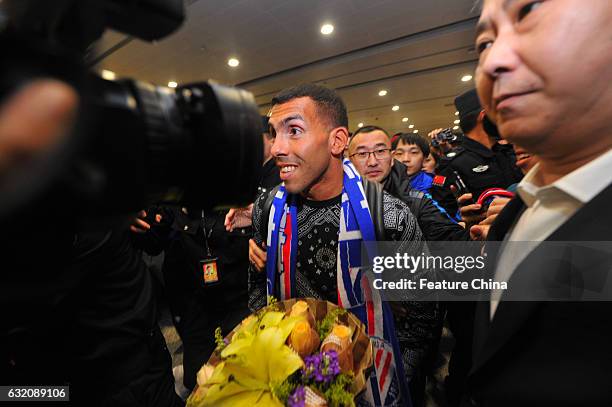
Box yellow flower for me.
[187,312,304,407]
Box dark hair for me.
[391,133,430,157]
[430,151,440,164]
[352,125,389,138]
[271,83,348,129]
[459,111,480,134]
[349,125,390,146]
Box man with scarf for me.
[248,84,437,407]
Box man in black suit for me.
[465,0,612,406]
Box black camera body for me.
[0,0,263,222]
[431,127,458,147]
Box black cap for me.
[454,88,482,122]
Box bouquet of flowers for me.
[187,298,373,407]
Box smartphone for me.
[451,171,475,206]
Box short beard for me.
[300,166,327,199]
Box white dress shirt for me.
[491,148,612,319]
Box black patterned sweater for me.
[248,188,440,379]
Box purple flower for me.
[287,385,305,407]
[301,350,341,384]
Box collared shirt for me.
[491,148,612,318]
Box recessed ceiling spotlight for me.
[413,129,419,134]
[455,111,459,116]
[358,122,364,128]
[378,89,388,97]
[227,58,240,67]
[461,74,473,82]
[408,124,414,129]
[453,126,459,130]
[168,81,178,88]
[320,23,334,35]
[101,69,116,80]
[454,119,461,124]
[402,117,409,122]
[392,105,400,111]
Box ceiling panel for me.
[93,0,481,136]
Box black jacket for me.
[133,206,250,305]
[2,226,181,406]
[431,138,523,217]
[383,160,470,242]
[464,184,612,407]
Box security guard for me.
[430,89,523,219]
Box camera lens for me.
[84,78,263,214]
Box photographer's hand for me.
[224,209,237,232]
[427,128,444,141]
[457,192,486,226]
[469,197,511,240]
[224,203,253,232]
[485,197,511,219]
[130,210,162,234]
[0,79,78,177]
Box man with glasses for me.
[347,125,394,182]
[348,125,471,406]
[347,125,468,241]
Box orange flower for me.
[322,324,353,373]
[289,300,316,328]
[289,320,321,358]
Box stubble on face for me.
[269,97,344,200]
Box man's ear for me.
[478,110,487,122]
[329,127,349,156]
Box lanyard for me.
[200,209,213,258]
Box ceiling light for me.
[227,58,240,67]
[101,69,116,80]
[402,117,409,122]
[378,90,388,97]
[320,23,334,35]
[392,105,399,111]
[413,130,419,134]
[408,124,414,129]
[358,122,364,128]
[454,119,460,124]
[168,81,178,88]
[453,126,459,130]
[461,74,473,82]
[455,111,459,116]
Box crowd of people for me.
[2,0,611,406]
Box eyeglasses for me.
[349,148,391,161]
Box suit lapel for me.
[471,184,612,374]
[471,196,526,368]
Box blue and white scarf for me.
[266,159,411,407]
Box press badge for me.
[200,258,220,285]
